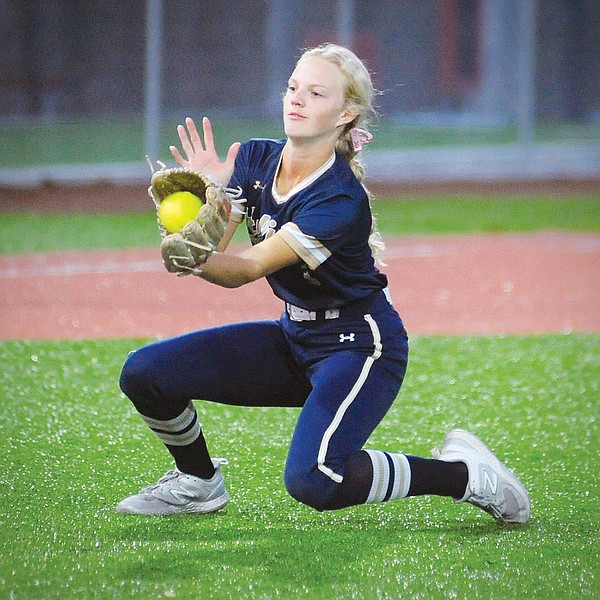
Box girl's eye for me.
[311,91,323,97]
[287,85,296,92]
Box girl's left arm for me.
[199,233,300,288]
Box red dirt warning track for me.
[1,232,598,340]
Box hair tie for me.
[350,127,373,151]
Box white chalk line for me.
[1,235,598,280]
[0,248,447,280]
[0,260,161,279]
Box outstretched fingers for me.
[169,116,239,185]
[186,117,206,152]
[178,120,197,157]
[226,141,242,166]
[169,144,187,167]
[200,117,216,154]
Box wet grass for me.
[1,117,598,168]
[1,195,599,255]
[1,335,598,598]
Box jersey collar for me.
[271,151,336,204]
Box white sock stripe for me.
[366,450,389,503]
[388,453,411,500]
[153,420,201,447]
[389,453,402,500]
[141,402,197,433]
[365,450,411,503]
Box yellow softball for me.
[158,191,203,233]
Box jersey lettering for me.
[247,206,277,243]
[231,139,388,308]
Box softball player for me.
[117,44,530,524]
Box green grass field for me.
[1,335,598,598]
[1,196,599,598]
[1,116,598,167]
[1,195,600,255]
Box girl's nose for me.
[290,90,305,106]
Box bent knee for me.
[119,349,157,401]
[284,465,333,512]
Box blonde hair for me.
[297,43,385,262]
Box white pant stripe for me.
[316,313,383,484]
[318,356,375,483]
[364,314,382,359]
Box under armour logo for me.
[253,180,265,190]
[339,333,356,343]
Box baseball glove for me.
[148,162,244,276]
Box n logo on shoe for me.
[170,487,197,503]
[482,468,498,495]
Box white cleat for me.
[433,429,531,524]
[116,458,229,515]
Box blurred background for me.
[0,0,599,190]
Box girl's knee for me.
[284,464,332,512]
[119,348,157,402]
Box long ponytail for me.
[298,44,385,264]
[337,124,385,263]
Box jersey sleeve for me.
[277,223,332,270]
[277,193,366,270]
[228,142,252,204]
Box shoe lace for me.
[141,469,181,496]
[471,495,505,521]
[468,488,507,520]
[141,459,229,496]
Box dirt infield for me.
[1,176,598,339]
[1,231,598,339]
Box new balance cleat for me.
[432,429,531,524]
[116,458,230,515]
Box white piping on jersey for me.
[277,222,331,270]
[317,313,383,483]
[271,151,336,204]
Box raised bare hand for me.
[170,117,241,186]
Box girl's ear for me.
[336,110,357,128]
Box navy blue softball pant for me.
[120,290,409,510]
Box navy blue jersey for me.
[229,138,388,310]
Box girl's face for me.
[283,56,354,143]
